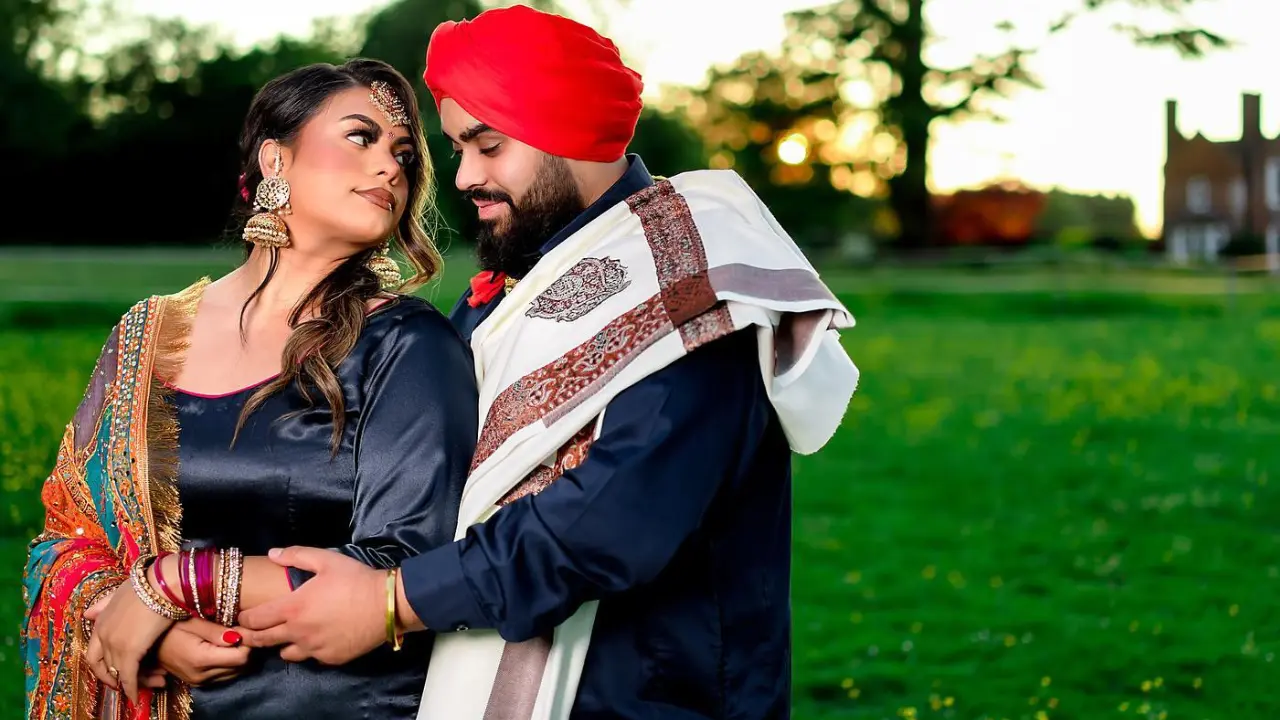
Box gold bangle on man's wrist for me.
[386,568,403,651]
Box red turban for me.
[424,5,644,163]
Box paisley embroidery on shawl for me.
[525,257,631,323]
[496,423,596,506]
[471,180,738,472]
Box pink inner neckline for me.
[162,297,396,399]
[163,374,282,399]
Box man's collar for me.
[538,154,655,258]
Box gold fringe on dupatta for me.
[137,277,208,720]
[144,278,207,558]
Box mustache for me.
[464,187,514,205]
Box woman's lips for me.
[356,188,395,212]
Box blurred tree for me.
[698,0,1228,248]
[1034,188,1141,245]
[360,0,482,95]
[5,11,348,245]
[627,107,709,177]
[0,0,91,159]
[77,20,347,243]
[688,53,879,250]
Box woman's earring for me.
[367,240,403,291]
[242,146,292,248]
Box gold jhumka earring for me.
[367,240,403,290]
[242,144,292,248]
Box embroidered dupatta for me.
[22,279,207,720]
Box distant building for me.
[1163,93,1280,268]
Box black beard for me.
[470,156,585,278]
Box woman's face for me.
[270,85,418,254]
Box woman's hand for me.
[156,618,251,686]
[83,587,168,689]
[84,580,175,703]
[85,587,117,619]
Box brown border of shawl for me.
[468,180,740,473]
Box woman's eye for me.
[347,131,373,147]
[396,152,417,167]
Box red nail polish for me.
[223,630,242,646]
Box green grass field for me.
[2,249,1278,718]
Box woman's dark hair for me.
[231,58,443,451]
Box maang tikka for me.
[369,81,409,127]
[242,144,292,248]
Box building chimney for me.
[1243,93,1262,142]
[1166,99,1180,145]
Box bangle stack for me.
[137,547,244,626]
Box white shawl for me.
[417,169,858,720]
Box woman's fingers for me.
[83,633,117,689]
[114,652,141,704]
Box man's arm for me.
[398,329,774,642]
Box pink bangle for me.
[197,548,217,620]
[178,549,196,611]
[153,552,190,612]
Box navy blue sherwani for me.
[402,155,793,719]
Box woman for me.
[21,59,478,719]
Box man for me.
[238,5,858,719]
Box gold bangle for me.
[130,555,190,621]
[386,568,403,651]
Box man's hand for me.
[156,619,251,686]
[236,547,386,665]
